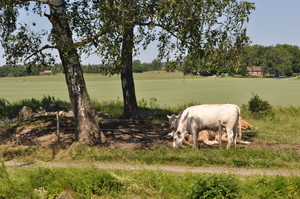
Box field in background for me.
[1,72,300,107]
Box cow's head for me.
[167,113,185,148]
[167,114,180,130]
[172,130,186,148]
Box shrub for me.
[243,93,274,118]
[188,174,239,199]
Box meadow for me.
[1,72,300,107]
[1,73,300,198]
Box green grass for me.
[2,73,300,198]
[1,73,300,107]
[62,145,300,169]
[1,164,300,198]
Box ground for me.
[0,116,173,150]
[0,115,256,150]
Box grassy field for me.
[2,73,300,198]
[1,72,300,107]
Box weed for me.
[243,175,300,199]
[188,174,239,199]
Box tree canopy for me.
[0,0,258,121]
[76,0,256,118]
[0,0,108,146]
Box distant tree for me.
[132,60,143,72]
[279,44,300,75]
[0,0,108,146]
[262,47,292,77]
[151,59,162,71]
[51,64,63,74]
[0,65,12,77]
[242,45,271,67]
[238,45,272,76]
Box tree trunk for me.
[121,26,139,119]
[47,0,108,146]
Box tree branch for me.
[23,44,56,65]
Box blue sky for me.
[1,0,300,66]
[245,0,300,47]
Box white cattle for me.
[169,104,241,149]
[167,112,183,130]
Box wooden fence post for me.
[56,111,60,143]
[219,120,222,149]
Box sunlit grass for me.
[1,73,300,107]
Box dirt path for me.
[4,161,300,177]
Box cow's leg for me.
[237,140,251,145]
[204,140,219,145]
[226,130,234,149]
[233,124,240,148]
[233,129,237,147]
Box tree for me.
[0,1,108,146]
[150,59,162,71]
[262,46,292,77]
[279,44,300,75]
[132,60,143,72]
[74,0,255,119]
[242,45,271,67]
[238,44,271,76]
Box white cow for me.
[169,104,241,149]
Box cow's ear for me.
[167,115,171,119]
[166,132,173,137]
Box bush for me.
[243,93,274,118]
[188,174,239,199]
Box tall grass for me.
[1,163,300,198]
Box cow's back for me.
[179,104,240,131]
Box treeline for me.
[1,44,300,77]
[182,44,300,76]
[0,64,63,77]
[0,59,164,77]
[240,44,300,77]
